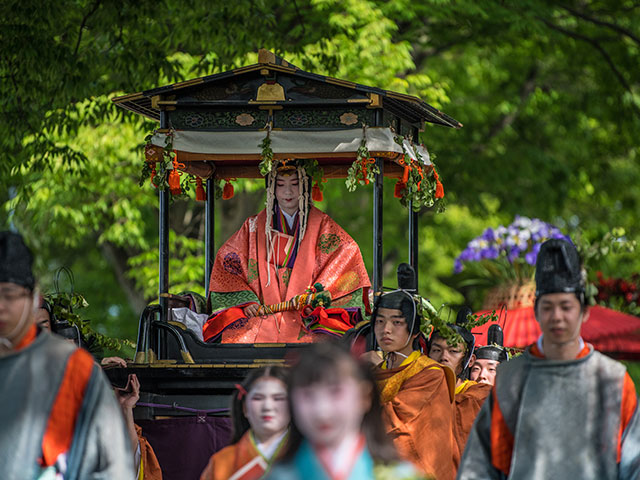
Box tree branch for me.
[560,4,640,46]
[74,0,102,57]
[292,0,307,36]
[541,18,639,117]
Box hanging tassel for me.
[433,169,444,199]
[148,162,157,187]
[222,179,235,200]
[168,170,181,195]
[168,160,182,195]
[195,177,206,201]
[401,165,410,184]
[394,180,406,199]
[312,182,323,202]
[416,171,423,191]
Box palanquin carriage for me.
[106,49,460,479]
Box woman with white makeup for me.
[200,366,290,480]
[203,159,370,344]
[265,342,418,480]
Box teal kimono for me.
[265,440,422,480]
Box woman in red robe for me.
[204,160,370,343]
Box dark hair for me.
[0,231,35,290]
[373,290,420,336]
[428,328,475,380]
[229,365,290,444]
[280,341,398,464]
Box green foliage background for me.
[2,0,639,357]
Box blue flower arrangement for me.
[454,216,571,284]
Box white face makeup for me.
[243,377,290,443]
[291,371,368,448]
[275,174,300,216]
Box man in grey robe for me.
[457,238,640,480]
[0,231,134,479]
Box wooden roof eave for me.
[178,156,408,181]
[112,62,462,128]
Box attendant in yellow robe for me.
[427,308,490,467]
[362,283,457,480]
[200,366,290,480]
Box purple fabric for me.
[136,416,232,480]
[136,402,228,415]
[273,203,300,268]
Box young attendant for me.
[427,309,491,469]
[266,342,417,480]
[457,239,640,480]
[367,287,458,480]
[200,366,290,480]
[469,325,508,386]
[204,159,370,343]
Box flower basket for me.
[482,281,536,310]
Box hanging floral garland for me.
[140,129,198,199]
[392,135,446,213]
[139,127,445,211]
[346,126,379,192]
[415,295,497,346]
[258,124,274,176]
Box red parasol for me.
[472,305,640,359]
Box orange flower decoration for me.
[433,169,444,199]
[222,179,235,200]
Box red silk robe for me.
[204,207,370,343]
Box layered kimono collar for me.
[271,203,300,269]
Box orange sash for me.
[41,348,95,467]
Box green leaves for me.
[258,135,274,176]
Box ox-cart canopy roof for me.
[113,49,461,179]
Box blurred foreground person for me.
[457,238,640,480]
[469,325,508,386]
[201,366,290,480]
[0,231,134,479]
[266,342,420,480]
[363,264,456,480]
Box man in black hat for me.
[457,238,640,479]
[361,264,457,479]
[469,325,508,386]
[0,231,134,478]
[427,307,492,469]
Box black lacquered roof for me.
[113,50,461,130]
